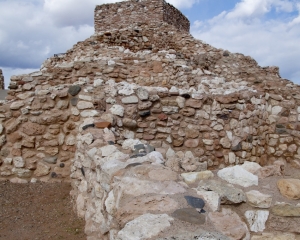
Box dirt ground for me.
[0,181,86,240]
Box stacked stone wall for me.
[94,0,189,33]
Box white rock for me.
[13,157,25,168]
[0,124,3,134]
[110,105,124,117]
[123,130,135,139]
[162,106,178,114]
[66,135,76,146]
[117,214,174,240]
[241,161,262,174]
[121,96,139,104]
[77,101,94,110]
[78,95,92,101]
[122,139,142,150]
[245,210,269,232]
[181,171,214,184]
[228,152,236,164]
[246,190,272,208]
[217,165,258,187]
[80,110,100,117]
[81,133,94,145]
[166,147,176,159]
[176,96,185,108]
[196,189,220,212]
[71,107,80,116]
[100,145,118,157]
[94,79,103,87]
[136,88,149,100]
[271,106,282,115]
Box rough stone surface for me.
[246,190,272,208]
[277,179,300,199]
[217,165,258,187]
[116,214,173,240]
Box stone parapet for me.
[94,0,190,33]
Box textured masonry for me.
[94,0,190,33]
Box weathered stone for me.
[246,190,272,208]
[110,105,124,117]
[21,122,46,136]
[123,118,137,129]
[251,232,296,240]
[186,99,202,108]
[184,139,199,148]
[12,168,32,178]
[217,165,258,187]
[136,88,149,100]
[180,107,196,116]
[122,95,139,104]
[245,210,269,232]
[77,101,93,110]
[172,208,205,225]
[34,162,51,177]
[116,214,173,240]
[181,171,214,184]
[43,156,57,164]
[10,101,24,110]
[95,122,111,128]
[277,179,300,199]
[209,208,250,240]
[56,100,69,109]
[139,110,151,117]
[13,157,25,168]
[198,180,246,205]
[162,106,178,114]
[68,85,81,96]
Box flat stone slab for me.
[171,208,206,225]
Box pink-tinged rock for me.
[209,208,250,240]
[256,165,282,178]
[185,99,203,108]
[277,179,300,199]
[184,139,199,148]
[21,122,46,136]
[180,107,196,116]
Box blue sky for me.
[0,0,300,87]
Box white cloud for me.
[191,0,300,84]
[166,0,198,9]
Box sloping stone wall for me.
[94,0,189,33]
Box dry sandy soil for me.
[0,181,86,240]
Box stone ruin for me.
[1,0,300,239]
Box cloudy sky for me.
[0,0,299,88]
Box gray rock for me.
[136,87,149,100]
[44,156,58,164]
[198,180,246,204]
[171,208,206,225]
[121,95,139,104]
[68,85,81,96]
[70,97,78,106]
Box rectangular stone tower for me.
[94,0,190,33]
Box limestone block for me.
[209,208,250,240]
[122,139,142,150]
[10,101,25,110]
[198,180,246,205]
[116,214,174,240]
[176,96,185,108]
[203,139,214,145]
[21,122,46,136]
[12,168,32,178]
[162,106,178,114]
[246,190,272,208]
[251,232,296,240]
[110,104,124,117]
[100,145,118,157]
[181,171,214,184]
[245,210,269,232]
[121,96,138,104]
[77,101,93,110]
[13,157,25,168]
[136,87,149,100]
[34,162,51,177]
[80,110,100,117]
[241,161,262,174]
[277,179,300,199]
[217,165,258,187]
[196,189,220,212]
[271,202,300,217]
